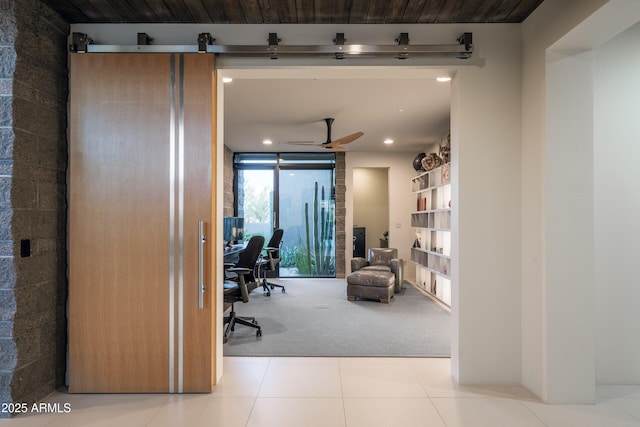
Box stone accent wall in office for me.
[0,0,69,416]
[223,145,234,217]
[335,153,345,278]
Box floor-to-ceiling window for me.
[235,152,336,278]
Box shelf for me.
[411,247,451,277]
[408,280,451,312]
[411,247,451,260]
[412,208,451,214]
[412,182,451,194]
[414,181,451,211]
[412,227,451,233]
[423,266,450,280]
[412,270,452,307]
[411,160,452,307]
[411,211,451,229]
[410,162,451,192]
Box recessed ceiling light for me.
[222,77,233,83]
[384,139,394,145]
[398,108,405,113]
[262,139,272,145]
[436,76,451,82]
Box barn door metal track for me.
[69,31,473,60]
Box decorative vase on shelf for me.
[421,153,443,171]
[412,153,426,172]
[441,164,450,183]
[438,133,451,164]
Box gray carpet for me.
[223,278,451,357]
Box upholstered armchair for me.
[351,247,404,292]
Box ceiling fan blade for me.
[324,131,364,147]
[327,145,348,152]
[286,141,320,146]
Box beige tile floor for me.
[2,357,640,426]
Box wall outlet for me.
[20,239,31,257]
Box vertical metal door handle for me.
[198,221,206,309]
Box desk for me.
[221,244,246,318]
[222,243,245,264]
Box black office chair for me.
[257,229,285,296]
[223,235,265,343]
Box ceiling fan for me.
[288,118,364,152]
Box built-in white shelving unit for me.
[410,162,452,307]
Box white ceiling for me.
[221,68,452,153]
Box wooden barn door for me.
[68,53,216,393]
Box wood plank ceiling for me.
[42,0,544,24]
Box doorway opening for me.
[220,67,452,359]
[353,167,390,256]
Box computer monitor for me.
[223,217,244,246]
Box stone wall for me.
[0,0,69,416]
[223,145,234,217]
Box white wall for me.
[522,0,640,403]
[450,25,522,384]
[546,49,596,404]
[521,0,609,400]
[594,21,640,384]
